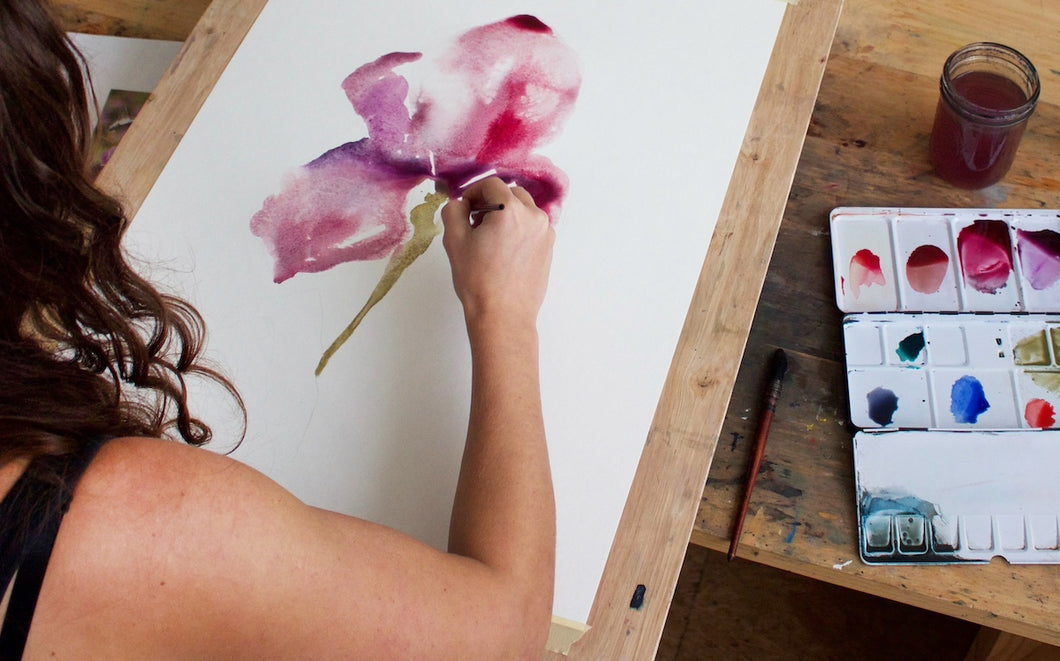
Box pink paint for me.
[905,244,949,294]
[848,249,885,299]
[957,219,1013,294]
[1016,228,1060,290]
[1025,398,1055,429]
[251,16,581,283]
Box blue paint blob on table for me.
[629,584,646,610]
[896,331,926,362]
[950,375,990,423]
[867,387,899,425]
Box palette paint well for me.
[832,207,1060,313]
[855,430,1060,564]
[843,314,1060,430]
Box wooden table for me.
[60,0,841,658]
[694,0,1060,657]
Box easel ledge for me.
[91,1,842,658]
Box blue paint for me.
[629,584,646,610]
[858,491,956,562]
[785,521,799,543]
[950,375,990,423]
[867,387,899,425]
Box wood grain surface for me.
[562,1,841,657]
[695,0,1060,649]
[54,0,210,40]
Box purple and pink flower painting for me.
[250,15,581,373]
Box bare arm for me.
[442,177,557,652]
[27,177,557,660]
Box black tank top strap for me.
[0,437,108,660]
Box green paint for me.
[1014,331,1050,366]
[1029,370,1060,395]
[316,191,448,375]
[895,331,925,362]
[1051,327,1060,360]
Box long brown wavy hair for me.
[0,0,243,463]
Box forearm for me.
[448,315,555,621]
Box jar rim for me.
[939,42,1040,125]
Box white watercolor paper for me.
[125,0,786,623]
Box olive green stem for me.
[315,191,448,375]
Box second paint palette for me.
[844,314,1060,430]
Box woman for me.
[0,1,557,658]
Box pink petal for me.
[417,15,581,180]
[250,140,424,283]
[493,155,569,222]
[341,51,426,162]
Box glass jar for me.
[929,42,1039,189]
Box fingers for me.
[442,177,548,232]
[441,194,471,241]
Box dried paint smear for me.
[848,249,885,299]
[950,375,990,424]
[905,244,949,294]
[1016,228,1060,291]
[1024,398,1056,429]
[895,331,925,362]
[957,220,1013,294]
[867,386,898,426]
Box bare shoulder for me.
[24,437,536,660]
[27,437,311,658]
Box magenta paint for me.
[957,219,1013,294]
[1016,228,1060,290]
[849,248,886,299]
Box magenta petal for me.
[494,155,569,222]
[419,15,581,174]
[342,52,424,156]
[250,140,424,283]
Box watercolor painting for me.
[123,0,796,624]
[249,15,581,373]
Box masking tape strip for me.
[546,616,591,655]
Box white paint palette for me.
[830,206,1060,565]
[855,431,1060,563]
[844,314,1060,430]
[831,207,1060,313]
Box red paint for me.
[930,64,1036,188]
[1025,398,1055,429]
[905,244,949,294]
[506,15,551,33]
[848,249,885,299]
[957,219,1013,294]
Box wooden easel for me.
[78,0,842,656]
